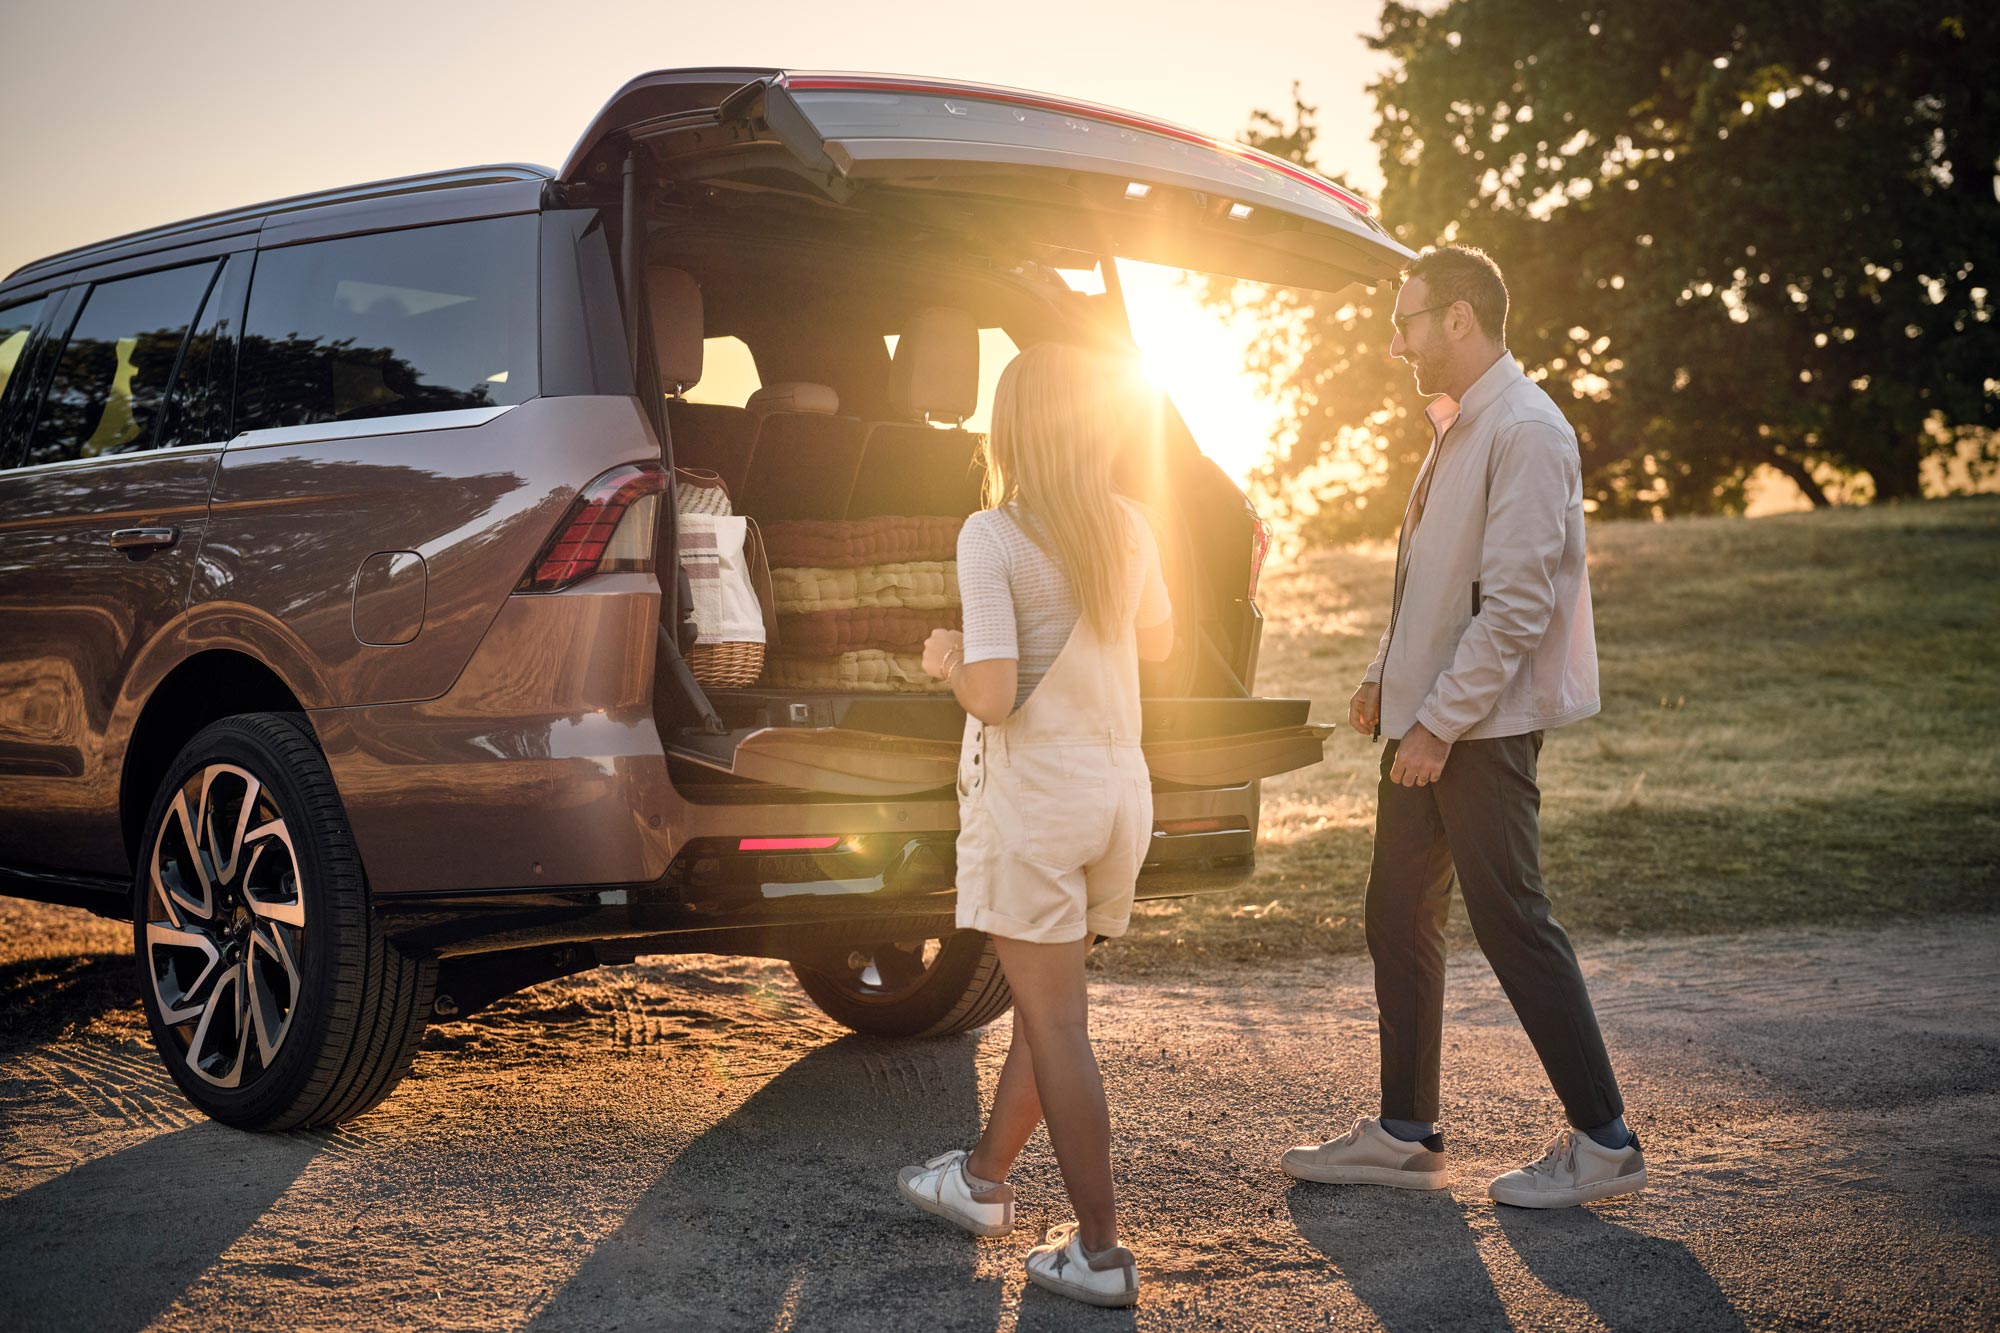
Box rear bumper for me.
[377,815,1255,959]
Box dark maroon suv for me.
[0,68,1410,1129]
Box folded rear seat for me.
[849,306,987,519]
[738,382,867,521]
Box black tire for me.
[132,712,435,1130]
[791,929,1013,1038]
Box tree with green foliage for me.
[1224,2,1998,540]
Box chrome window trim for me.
[0,439,227,479]
[222,404,518,453]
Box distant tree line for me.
[1221,1,1998,540]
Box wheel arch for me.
[120,650,315,869]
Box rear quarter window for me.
[682,335,761,406]
[236,214,538,431]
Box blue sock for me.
[1583,1115,1635,1150]
[1380,1117,1436,1143]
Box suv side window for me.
[236,215,539,432]
[158,251,251,450]
[19,263,216,468]
[0,296,47,407]
[0,295,49,465]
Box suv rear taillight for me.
[1247,506,1274,602]
[517,463,667,593]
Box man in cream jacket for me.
[1282,246,1645,1209]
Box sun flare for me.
[1116,260,1287,488]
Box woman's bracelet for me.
[942,649,964,680]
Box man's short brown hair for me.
[1402,246,1509,342]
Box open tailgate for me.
[568,70,1412,293]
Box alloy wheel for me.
[143,763,307,1089]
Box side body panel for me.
[255,396,669,893]
[0,449,218,873]
[190,396,649,708]
[311,570,674,896]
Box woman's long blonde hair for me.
[981,342,1146,640]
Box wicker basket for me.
[689,640,765,688]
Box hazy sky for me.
[0,0,1393,278]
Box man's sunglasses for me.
[1391,302,1458,336]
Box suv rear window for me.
[19,264,217,468]
[235,215,538,432]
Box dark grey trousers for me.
[1366,731,1624,1128]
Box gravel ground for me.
[0,902,1995,1332]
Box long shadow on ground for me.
[0,1123,321,1333]
[1494,1204,1746,1332]
[1286,1184,1510,1333]
[527,1032,1012,1332]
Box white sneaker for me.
[1281,1118,1454,1189]
[897,1149,1014,1237]
[1488,1129,1647,1208]
[1024,1221,1139,1308]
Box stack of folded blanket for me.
[763,516,964,692]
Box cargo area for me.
[638,227,1335,801]
[570,72,1411,802]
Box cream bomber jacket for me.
[1365,352,1601,744]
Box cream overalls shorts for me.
[954,615,1153,945]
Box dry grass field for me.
[1103,496,2000,974]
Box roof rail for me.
[6,163,555,284]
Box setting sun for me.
[1117,260,1288,487]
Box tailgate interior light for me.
[1228,202,1254,221]
[738,836,844,851]
[1124,181,1153,201]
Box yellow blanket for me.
[764,649,950,692]
[771,561,958,614]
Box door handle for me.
[109,526,180,554]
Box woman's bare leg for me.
[985,935,1117,1251]
[967,1022,1041,1182]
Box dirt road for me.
[1,903,1995,1331]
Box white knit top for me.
[957,497,1171,713]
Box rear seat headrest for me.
[647,268,703,394]
[748,382,840,416]
[888,307,978,424]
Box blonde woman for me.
[899,342,1173,1309]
